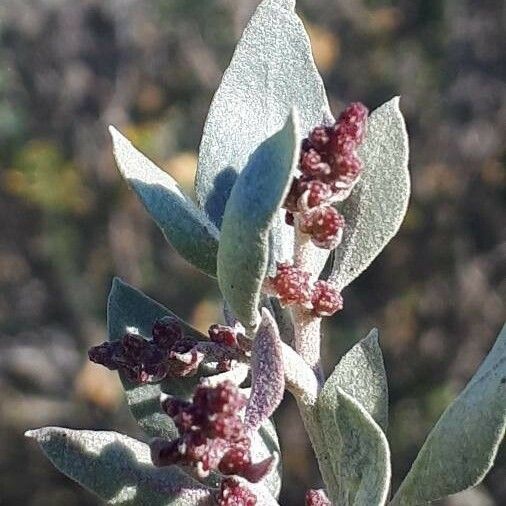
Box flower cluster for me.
[88,317,203,383]
[284,102,369,249]
[150,381,272,485]
[271,263,343,317]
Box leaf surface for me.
[26,427,212,505]
[217,111,299,328]
[111,127,219,277]
[391,324,506,505]
[330,97,410,290]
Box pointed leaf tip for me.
[110,127,219,277]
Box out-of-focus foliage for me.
[0,0,504,505]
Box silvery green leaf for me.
[25,427,212,505]
[217,111,300,329]
[329,328,388,432]
[329,97,410,290]
[391,324,506,506]
[107,277,205,439]
[245,309,285,431]
[110,127,219,277]
[196,0,332,272]
[316,386,391,506]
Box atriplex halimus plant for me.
[26,1,505,505]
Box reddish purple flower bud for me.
[193,380,247,416]
[300,148,331,179]
[306,489,331,506]
[330,151,363,185]
[88,341,121,370]
[208,324,241,348]
[152,316,184,350]
[161,396,185,416]
[168,339,204,377]
[271,262,311,306]
[309,125,332,151]
[299,179,333,209]
[299,206,345,250]
[311,280,344,317]
[333,102,369,148]
[121,333,149,360]
[219,440,251,476]
[217,479,257,506]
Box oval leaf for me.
[316,386,391,506]
[195,0,333,227]
[110,127,219,277]
[107,277,205,439]
[329,97,410,290]
[245,308,285,431]
[217,111,300,329]
[328,328,388,432]
[391,324,506,506]
[25,427,212,505]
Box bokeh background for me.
[0,0,504,504]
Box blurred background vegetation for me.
[0,0,504,504]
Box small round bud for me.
[219,442,251,475]
[309,125,332,151]
[271,262,311,306]
[121,333,149,360]
[299,206,345,250]
[311,280,343,317]
[300,148,331,178]
[193,380,247,416]
[333,102,369,147]
[208,324,240,348]
[330,151,362,185]
[88,341,121,370]
[299,179,333,209]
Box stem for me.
[292,214,324,383]
[291,216,338,500]
[292,306,323,382]
[297,399,340,504]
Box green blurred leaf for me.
[329,97,410,290]
[316,384,391,506]
[110,127,219,277]
[217,111,299,329]
[329,328,388,432]
[196,0,332,272]
[107,277,205,439]
[25,427,212,505]
[391,324,506,506]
